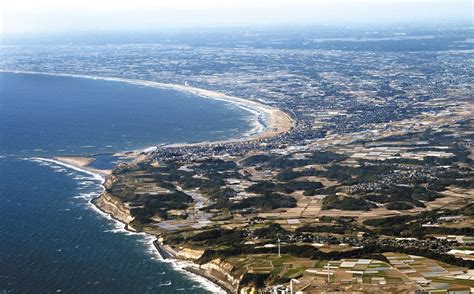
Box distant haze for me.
[1,0,472,35]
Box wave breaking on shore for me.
[27,156,226,294]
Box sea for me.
[0,72,256,293]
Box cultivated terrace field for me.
[101,116,474,293]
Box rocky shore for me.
[151,240,238,293]
[91,192,135,229]
[92,189,241,293]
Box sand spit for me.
[54,156,95,167]
[53,156,112,176]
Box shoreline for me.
[11,70,295,293]
[90,195,228,293]
[0,70,294,146]
[30,157,106,183]
[151,241,235,293]
[52,156,112,176]
[30,156,228,294]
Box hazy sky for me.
[1,0,472,35]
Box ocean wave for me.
[29,157,105,183]
[22,161,226,293]
[22,157,226,293]
[79,181,95,186]
[155,253,226,293]
[90,207,226,293]
[27,158,53,166]
[87,191,225,292]
[73,192,97,200]
[89,204,143,237]
[158,281,172,287]
[73,175,88,180]
[103,228,128,234]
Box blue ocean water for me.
[0,72,254,293]
[0,72,253,156]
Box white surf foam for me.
[30,157,105,183]
[158,256,226,294]
[24,158,227,293]
[73,192,97,200]
[29,160,229,293]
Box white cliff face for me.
[97,174,240,293]
[175,247,205,260]
[200,258,241,291]
[94,192,135,224]
[102,175,116,190]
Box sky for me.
[1,0,472,35]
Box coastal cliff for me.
[175,247,205,260]
[199,259,241,292]
[92,174,241,292]
[184,258,241,294]
[173,247,240,293]
[92,192,135,226]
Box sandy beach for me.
[53,156,112,176]
[133,80,295,143]
[53,156,96,167]
[144,83,294,147]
